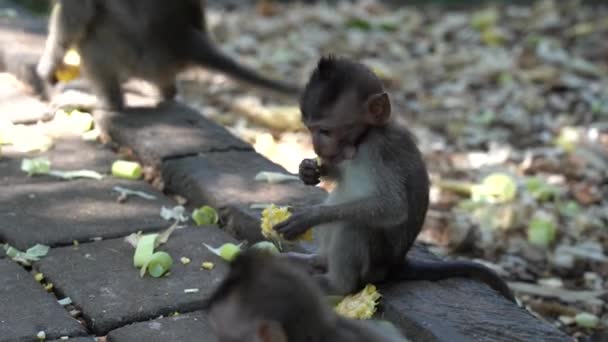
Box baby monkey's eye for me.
[319,128,331,136]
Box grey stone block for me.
[0,178,176,249]
[0,259,87,342]
[0,138,117,185]
[107,311,216,342]
[102,102,252,166]
[379,246,570,342]
[36,227,235,335]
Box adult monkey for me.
[36,0,301,111]
[274,55,515,302]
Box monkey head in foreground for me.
[205,250,409,342]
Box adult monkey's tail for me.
[187,30,301,95]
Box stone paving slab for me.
[49,338,96,342]
[0,73,50,123]
[378,246,570,342]
[0,138,117,185]
[0,259,87,342]
[0,178,176,250]
[163,150,326,242]
[36,226,235,335]
[107,311,215,342]
[101,102,252,166]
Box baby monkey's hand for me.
[299,158,321,186]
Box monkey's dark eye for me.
[319,128,331,136]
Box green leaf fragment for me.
[3,243,50,265]
[26,244,50,259]
[528,216,557,247]
[143,251,173,278]
[57,297,72,306]
[471,173,517,204]
[160,205,188,222]
[472,110,496,125]
[254,171,300,184]
[575,312,599,328]
[191,205,219,225]
[345,18,372,30]
[378,22,398,32]
[156,220,180,246]
[471,9,498,31]
[111,160,142,180]
[48,169,104,180]
[555,127,580,153]
[557,201,581,217]
[204,243,242,262]
[250,241,280,255]
[524,177,560,201]
[112,186,156,200]
[21,158,51,176]
[133,234,158,267]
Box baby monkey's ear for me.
[365,92,391,126]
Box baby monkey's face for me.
[303,91,370,165]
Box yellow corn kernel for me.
[334,284,381,320]
[260,204,312,243]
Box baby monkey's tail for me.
[390,258,516,303]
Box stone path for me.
[0,3,571,341]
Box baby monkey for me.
[206,250,409,342]
[36,0,300,111]
[274,56,515,302]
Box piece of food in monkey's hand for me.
[140,251,173,278]
[261,204,313,243]
[250,241,280,255]
[334,284,381,320]
[299,158,322,185]
[204,243,242,262]
[55,49,81,82]
[191,205,219,225]
[111,160,143,180]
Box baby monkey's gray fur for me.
[275,56,514,302]
[37,0,300,111]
